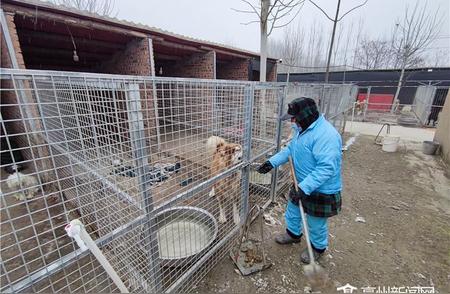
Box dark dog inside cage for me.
[1,137,25,174]
[426,106,440,126]
[426,88,448,126]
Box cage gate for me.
[0,68,355,293]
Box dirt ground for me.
[195,135,450,294]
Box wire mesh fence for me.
[1,68,354,293]
[413,86,448,126]
[350,85,448,127]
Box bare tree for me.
[310,23,326,69]
[309,0,368,82]
[389,0,443,111]
[331,21,344,66]
[269,20,330,74]
[429,48,450,67]
[354,38,395,69]
[282,26,304,67]
[51,0,117,16]
[269,25,305,72]
[351,17,365,68]
[233,0,305,81]
[340,19,355,68]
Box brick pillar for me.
[267,62,277,82]
[166,51,216,79]
[216,58,250,80]
[99,37,152,75]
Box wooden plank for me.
[201,46,252,59]
[18,29,127,51]
[7,6,148,38]
[153,39,204,53]
[21,46,111,60]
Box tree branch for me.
[269,2,304,35]
[267,0,281,18]
[271,1,302,21]
[337,0,368,21]
[308,0,334,21]
[231,7,257,14]
[240,20,261,25]
[240,0,262,19]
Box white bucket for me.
[382,135,400,152]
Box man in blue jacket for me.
[257,97,342,263]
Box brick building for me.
[0,0,279,189]
[0,0,277,81]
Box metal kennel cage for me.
[0,68,356,293]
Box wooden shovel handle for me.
[288,157,299,192]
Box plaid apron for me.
[300,191,342,218]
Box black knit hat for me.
[281,97,320,131]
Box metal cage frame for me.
[0,68,356,293]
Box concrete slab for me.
[345,121,435,142]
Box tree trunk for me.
[391,65,405,113]
[324,0,341,83]
[259,0,270,138]
[260,0,270,82]
[260,28,268,82]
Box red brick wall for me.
[1,13,33,161]
[1,13,26,69]
[0,13,27,158]
[164,51,215,79]
[100,38,151,75]
[216,58,250,80]
[1,13,53,180]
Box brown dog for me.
[206,136,242,224]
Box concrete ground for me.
[195,135,450,294]
[345,121,435,142]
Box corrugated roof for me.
[280,67,450,75]
[3,0,275,60]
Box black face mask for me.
[288,98,320,132]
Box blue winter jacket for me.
[269,115,342,195]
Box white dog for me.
[6,172,40,200]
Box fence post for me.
[151,80,161,152]
[212,82,219,134]
[363,86,371,122]
[241,84,254,221]
[126,83,162,292]
[269,86,285,202]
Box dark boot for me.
[300,247,325,264]
[274,231,301,245]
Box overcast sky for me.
[116,0,449,56]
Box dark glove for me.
[257,161,273,174]
[289,184,307,205]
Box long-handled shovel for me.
[288,157,328,287]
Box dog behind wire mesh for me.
[206,136,242,225]
[5,172,40,200]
